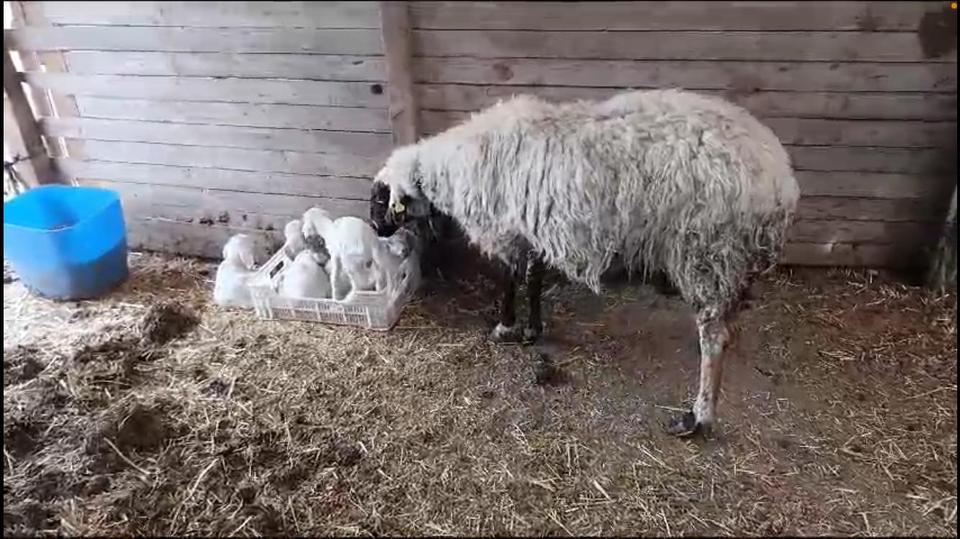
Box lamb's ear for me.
[239,246,256,270]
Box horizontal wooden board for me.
[79,179,369,226]
[413,30,958,62]
[125,218,282,261]
[28,2,381,29]
[417,85,958,121]
[419,110,957,148]
[74,97,391,132]
[788,146,955,174]
[415,59,957,92]
[781,241,927,267]
[797,196,949,223]
[64,139,383,177]
[797,171,953,199]
[56,159,373,200]
[64,51,386,80]
[787,219,937,244]
[6,26,383,55]
[22,72,388,108]
[411,2,941,31]
[41,117,393,157]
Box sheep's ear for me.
[239,248,256,270]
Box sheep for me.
[282,219,307,260]
[278,250,332,300]
[213,233,258,308]
[301,207,391,301]
[376,226,421,294]
[373,88,800,437]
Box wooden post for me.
[3,42,58,186]
[379,1,419,146]
[926,186,957,293]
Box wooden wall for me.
[5,1,389,258]
[4,1,958,267]
[409,1,958,267]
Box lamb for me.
[282,219,307,260]
[301,207,391,301]
[373,88,800,437]
[213,233,258,308]
[376,227,421,294]
[278,250,332,299]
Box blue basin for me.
[4,184,129,300]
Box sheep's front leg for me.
[523,255,545,343]
[667,307,730,437]
[491,263,523,343]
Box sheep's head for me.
[223,233,257,270]
[374,145,431,227]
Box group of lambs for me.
[213,206,418,309]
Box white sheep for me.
[278,250,332,300]
[376,227,421,294]
[282,219,306,260]
[213,233,258,308]
[373,88,800,438]
[301,207,390,301]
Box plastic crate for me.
[248,248,420,331]
[3,184,129,300]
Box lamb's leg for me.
[523,255,545,343]
[491,263,523,343]
[667,307,730,437]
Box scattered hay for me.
[2,254,956,536]
[138,301,199,345]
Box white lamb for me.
[282,219,306,260]
[377,227,420,294]
[301,207,390,301]
[213,233,258,308]
[278,250,332,299]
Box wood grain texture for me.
[420,110,957,148]
[797,197,949,223]
[410,2,941,31]
[6,26,383,55]
[789,146,956,174]
[80,179,370,225]
[787,220,937,244]
[380,1,420,145]
[781,242,927,267]
[417,84,957,121]
[124,218,282,261]
[63,140,382,177]
[2,44,58,184]
[414,58,957,92]
[22,72,388,108]
[56,159,373,199]
[797,171,954,199]
[40,116,393,157]
[412,30,957,62]
[74,97,391,132]
[30,2,381,28]
[64,51,386,80]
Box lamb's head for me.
[384,227,420,259]
[284,219,303,243]
[301,207,334,250]
[223,233,257,270]
[374,144,432,227]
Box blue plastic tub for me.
[3,184,129,300]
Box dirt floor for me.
[3,253,957,536]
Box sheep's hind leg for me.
[667,307,730,438]
[491,263,523,343]
[523,255,545,343]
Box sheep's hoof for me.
[522,327,542,344]
[665,411,710,438]
[490,323,523,343]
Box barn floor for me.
[3,253,957,536]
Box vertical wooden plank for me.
[379,1,418,146]
[17,1,79,159]
[3,43,58,185]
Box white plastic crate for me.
[248,248,421,331]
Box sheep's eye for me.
[365,261,373,269]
